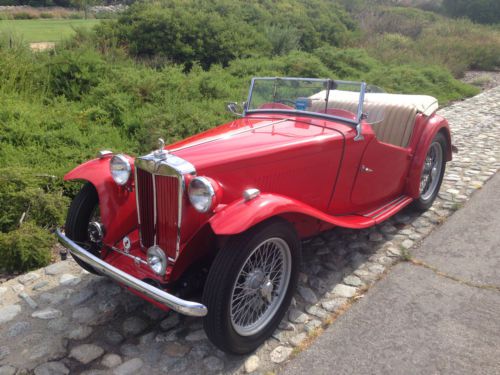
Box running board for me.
[360,195,413,224]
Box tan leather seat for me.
[309,91,438,148]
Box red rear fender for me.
[405,115,452,198]
[64,156,137,245]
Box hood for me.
[167,115,344,173]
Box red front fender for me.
[64,156,137,245]
[209,193,375,235]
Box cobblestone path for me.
[0,86,499,375]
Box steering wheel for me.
[275,99,297,106]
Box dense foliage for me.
[1,0,498,273]
[442,0,500,25]
[0,0,126,6]
[96,0,356,69]
[350,5,500,76]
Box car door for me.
[350,136,411,208]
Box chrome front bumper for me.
[55,229,208,317]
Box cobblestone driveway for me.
[0,86,499,375]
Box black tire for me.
[65,182,102,275]
[202,218,301,354]
[412,132,447,212]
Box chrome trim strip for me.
[372,196,411,219]
[152,173,158,246]
[134,170,143,248]
[364,196,403,217]
[56,229,207,317]
[364,196,407,218]
[176,176,183,259]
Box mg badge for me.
[123,236,131,253]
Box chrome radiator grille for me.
[135,167,180,256]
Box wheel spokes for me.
[419,142,443,201]
[230,238,291,336]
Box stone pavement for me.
[0,85,499,374]
[282,168,500,375]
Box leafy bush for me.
[365,65,480,103]
[360,6,438,39]
[0,222,53,272]
[66,12,84,19]
[442,0,500,24]
[313,47,380,78]
[39,12,54,19]
[0,168,68,233]
[47,49,108,100]
[96,0,356,69]
[360,7,500,76]
[12,12,37,20]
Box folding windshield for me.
[246,77,372,125]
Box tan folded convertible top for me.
[310,90,439,116]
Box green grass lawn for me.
[0,19,102,43]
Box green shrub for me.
[442,0,500,24]
[0,222,53,272]
[47,49,108,100]
[313,47,380,79]
[39,12,55,19]
[0,168,68,233]
[361,5,500,76]
[12,12,37,20]
[95,0,356,69]
[362,6,438,39]
[365,65,480,104]
[266,25,301,56]
[66,12,84,19]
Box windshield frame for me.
[244,77,367,126]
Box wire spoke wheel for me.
[230,238,292,336]
[65,182,103,275]
[419,141,443,201]
[203,218,300,354]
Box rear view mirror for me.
[226,102,245,116]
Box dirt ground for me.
[462,70,500,91]
[29,42,56,51]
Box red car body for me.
[63,108,451,311]
[57,78,453,353]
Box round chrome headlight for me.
[110,154,131,186]
[188,177,216,213]
[147,245,167,276]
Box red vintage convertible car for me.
[57,77,451,354]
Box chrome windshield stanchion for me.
[354,81,367,142]
[55,229,208,317]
